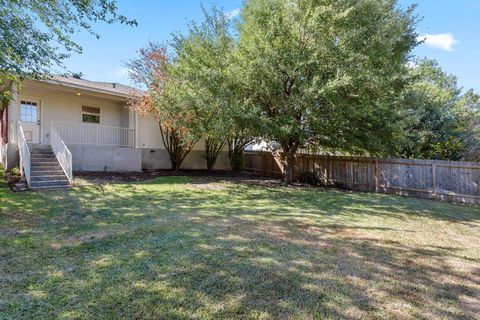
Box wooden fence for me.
[243,151,480,206]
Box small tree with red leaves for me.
[127,42,200,171]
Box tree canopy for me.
[127,1,478,179]
[0,0,136,111]
[399,59,467,160]
[396,59,480,162]
[235,0,419,182]
[0,0,136,76]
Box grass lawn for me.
[1,167,480,320]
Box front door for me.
[19,99,41,144]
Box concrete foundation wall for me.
[69,145,142,172]
[4,143,19,171]
[141,148,231,171]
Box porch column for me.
[128,109,137,148]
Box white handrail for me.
[17,122,31,187]
[51,121,134,148]
[51,123,73,185]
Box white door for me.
[19,99,41,144]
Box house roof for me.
[44,75,141,98]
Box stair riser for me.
[32,163,61,167]
[31,160,57,163]
[31,176,69,182]
[30,166,62,172]
[28,148,52,151]
[30,150,53,153]
[30,181,70,188]
[31,186,71,190]
[31,171,65,176]
[31,155,56,158]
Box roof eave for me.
[42,79,134,99]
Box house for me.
[0,76,230,189]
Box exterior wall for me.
[136,115,163,149]
[15,83,130,145]
[183,150,230,170]
[6,84,17,144]
[0,105,7,145]
[136,114,231,170]
[141,148,231,170]
[4,80,234,173]
[3,143,19,171]
[69,145,142,172]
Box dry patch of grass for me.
[1,170,479,319]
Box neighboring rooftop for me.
[44,75,141,97]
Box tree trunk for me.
[205,137,225,172]
[228,148,244,172]
[159,123,194,173]
[173,158,181,172]
[228,141,244,172]
[280,142,298,184]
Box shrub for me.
[298,171,320,186]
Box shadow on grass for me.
[1,175,480,319]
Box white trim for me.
[42,79,132,98]
[81,105,101,124]
[17,95,43,144]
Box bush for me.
[9,167,21,176]
[297,171,320,186]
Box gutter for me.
[42,79,135,99]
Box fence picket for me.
[243,151,480,205]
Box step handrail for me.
[50,122,73,185]
[17,122,31,187]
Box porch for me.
[16,120,141,189]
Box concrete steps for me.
[28,144,71,190]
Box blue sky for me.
[63,0,480,91]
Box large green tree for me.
[457,90,480,161]
[170,8,233,171]
[399,59,477,160]
[235,0,418,183]
[234,0,419,182]
[0,0,136,111]
[166,8,260,171]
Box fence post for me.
[432,164,437,197]
[374,159,379,193]
[349,161,354,188]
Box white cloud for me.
[417,33,458,52]
[226,8,240,19]
[114,67,130,79]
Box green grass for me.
[1,167,480,320]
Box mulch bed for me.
[74,170,240,183]
[73,170,328,190]
[4,171,22,189]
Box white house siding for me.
[15,82,130,146]
[136,114,231,170]
[3,79,231,172]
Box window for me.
[82,106,100,124]
[20,101,38,123]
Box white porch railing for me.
[51,121,134,148]
[17,122,31,186]
[51,125,73,185]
